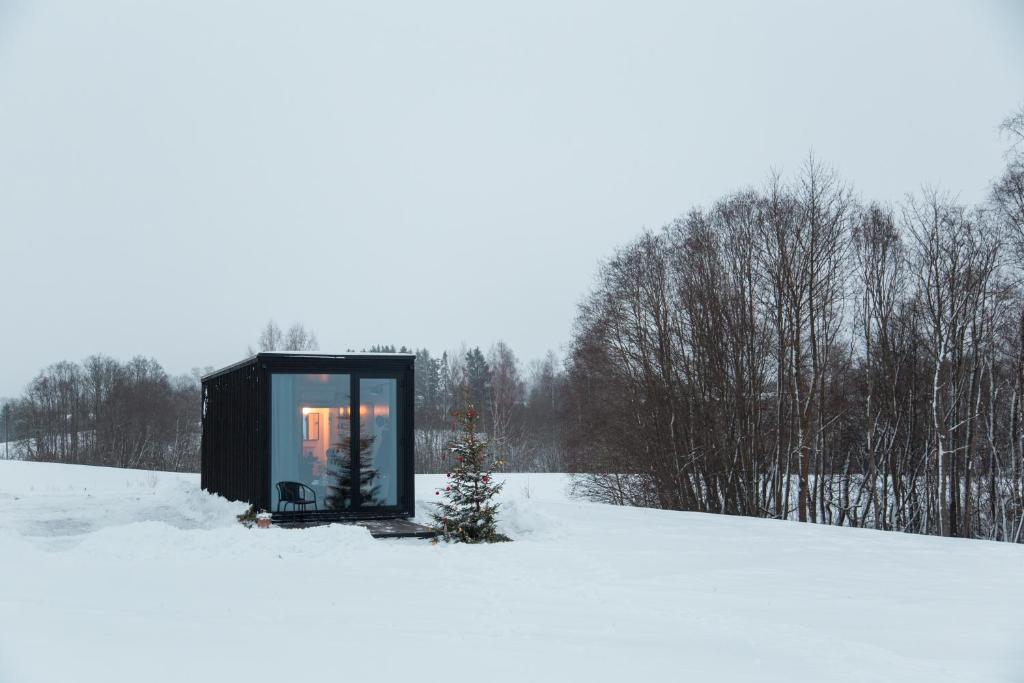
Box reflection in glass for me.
[359,378,398,507]
[326,434,377,508]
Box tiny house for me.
[201,352,415,521]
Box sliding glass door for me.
[270,372,400,513]
[270,373,352,512]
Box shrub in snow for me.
[236,505,269,528]
[432,405,510,543]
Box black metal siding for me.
[200,358,265,508]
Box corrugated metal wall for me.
[200,360,267,509]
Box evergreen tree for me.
[463,347,492,428]
[432,405,509,543]
[325,435,381,509]
[365,344,412,354]
[414,348,442,426]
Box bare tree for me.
[284,323,319,352]
[251,319,319,353]
[852,203,908,530]
[255,320,284,352]
[905,191,1002,536]
[993,105,1024,259]
[487,341,525,466]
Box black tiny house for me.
[201,352,415,521]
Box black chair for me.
[276,481,318,512]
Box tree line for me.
[410,345,566,473]
[0,326,570,475]
[0,356,203,471]
[352,342,567,472]
[563,108,1024,542]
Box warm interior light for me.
[373,404,390,418]
[359,404,368,417]
[302,407,312,415]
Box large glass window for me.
[270,373,400,512]
[271,374,351,511]
[359,378,398,507]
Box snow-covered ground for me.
[0,461,1021,682]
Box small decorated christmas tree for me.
[432,404,510,543]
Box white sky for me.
[1,0,1022,397]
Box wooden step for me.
[270,516,436,539]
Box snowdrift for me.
[0,460,1020,682]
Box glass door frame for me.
[349,370,405,515]
[260,353,414,520]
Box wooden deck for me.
[352,518,437,539]
[270,516,436,539]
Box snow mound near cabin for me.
[1,461,246,552]
[0,460,1021,683]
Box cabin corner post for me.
[402,361,416,517]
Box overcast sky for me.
[0,0,1022,397]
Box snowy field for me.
[0,461,1021,683]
